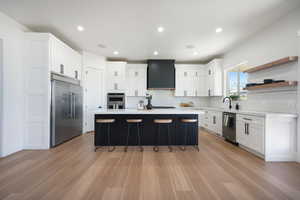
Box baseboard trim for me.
[238,144,264,159]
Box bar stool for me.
[95,119,115,152]
[180,119,199,151]
[153,119,173,152]
[125,119,143,152]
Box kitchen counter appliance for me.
[222,112,237,144]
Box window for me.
[226,63,248,99]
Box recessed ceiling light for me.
[153,51,159,55]
[113,51,119,55]
[193,52,199,55]
[77,25,85,32]
[157,26,165,33]
[216,27,223,33]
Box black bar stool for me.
[180,119,199,151]
[153,119,173,152]
[95,119,116,152]
[125,119,143,152]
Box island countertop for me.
[94,108,205,115]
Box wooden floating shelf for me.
[244,81,298,90]
[243,56,298,73]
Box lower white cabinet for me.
[237,114,265,155]
[202,110,222,136]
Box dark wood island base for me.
[94,114,199,148]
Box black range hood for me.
[147,59,175,90]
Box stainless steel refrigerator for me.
[50,73,83,147]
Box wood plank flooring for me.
[0,130,300,200]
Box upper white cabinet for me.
[126,64,147,97]
[106,62,126,92]
[175,65,206,97]
[236,114,265,155]
[50,36,82,79]
[205,59,223,96]
[175,60,223,97]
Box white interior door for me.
[0,39,3,157]
[84,67,105,132]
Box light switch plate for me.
[297,30,300,37]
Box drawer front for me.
[237,114,264,125]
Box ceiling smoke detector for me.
[97,44,106,48]
[186,45,195,49]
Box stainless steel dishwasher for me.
[222,112,237,144]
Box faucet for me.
[223,97,232,110]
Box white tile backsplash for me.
[209,90,297,113]
[126,90,210,109]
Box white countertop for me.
[94,107,297,118]
[193,107,298,118]
[94,108,204,115]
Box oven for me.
[107,93,125,109]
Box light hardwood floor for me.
[0,130,300,200]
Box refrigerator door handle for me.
[70,92,73,118]
[73,94,76,119]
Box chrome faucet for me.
[223,97,232,110]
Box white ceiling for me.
[0,0,299,62]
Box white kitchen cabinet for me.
[198,113,204,127]
[237,114,265,155]
[210,111,223,135]
[175,62,221,97]
[205,59,223,96]
[50,36,82,79]
[201,110,222,135]
[126,64,147,96]
[106,62,126,92]
[175,65,206,97]
[202,110,210,129]
[206,111,222,135]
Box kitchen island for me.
[94,109,204,147]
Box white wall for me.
[82,52,106,70]
[0,12,30,157]
[209,8,300,114]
